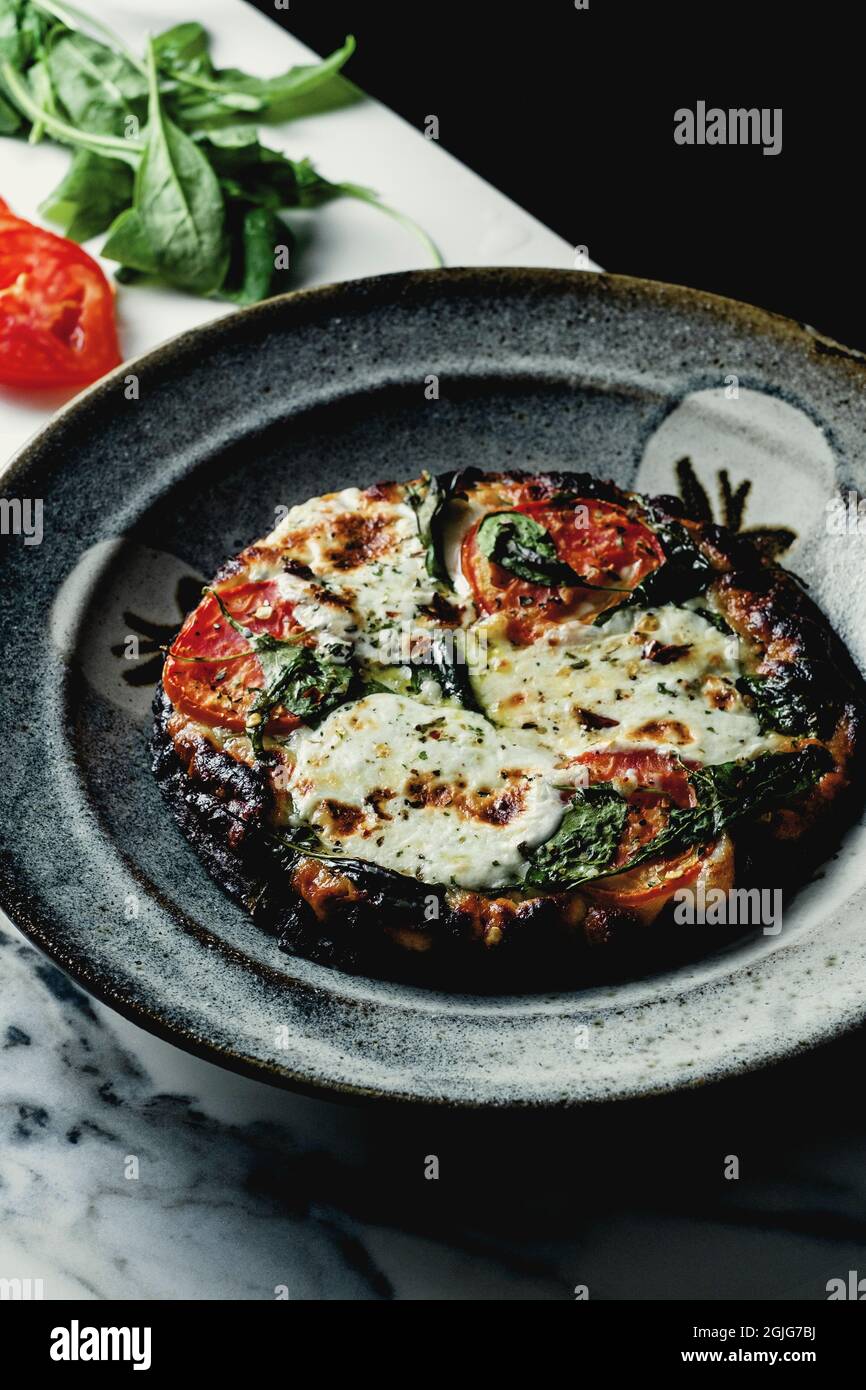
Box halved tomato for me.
[461,497,663,638]
[0,200,121,388]
[573,749,714,911]
[163,581,305,733]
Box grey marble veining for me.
[3,910,866,1301]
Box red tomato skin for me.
[163,581,303,734]
[572,748,709,908]
[0,203,121,388]
[461,498,664,635]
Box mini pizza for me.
[153,469,866,981]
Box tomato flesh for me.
[163,581,304,733]
[574,749,708,907]
[462,498,664,636]
[0,201,121,388]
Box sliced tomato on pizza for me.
[163,580,305,733]
[461,497,663,636]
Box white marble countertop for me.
[1,1,864,1302]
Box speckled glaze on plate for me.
[2,267,866,1107]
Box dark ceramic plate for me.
[2,268,866,1106]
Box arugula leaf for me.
[523,746,833,888]
[206,589,353,757]
[476,510,617,590]
[40,147,133,239]
[523,784,627,890]
[134,38,228,294]
[737,671,832,738]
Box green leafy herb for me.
[221,205,292,304]
[39,147,133,240]
[406,469,470,585]
[737,671,832,738]
[132,38,229,295]
[1,2,439,299]
[100,205,158,275]
[595,516,713,625]
[523,784,627,890]
[45,30,146,135]
[206,589,353,757]
[694,604,733,635]
[523,746,833,888]
[406,632,484,713]
[476,509,619,591]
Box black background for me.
[251,0,861,349]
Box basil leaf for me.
[736,671,832,738]
[523,784,628,889]
[40,147,133,239]
[135,38,228,294]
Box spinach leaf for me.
[134,38,228,294]
[171,36,357,127]
[31,0,141,67]
[737,671,832,738]
[477,510,616,590]
[406,469,469,584]
[206,589,353,757]
[1,55,141,159]
[101,205,159,274]
[47,30,146,135]
[0,88,19,129]
[523,745,833,888]
[40,147,133,239]
[694,604,733,635]
[270,829,448,910]
[595,516,713,625]
[523,784,628,890]
[152,21,210,72]
[406,632,484,713]
[25,51,57,144]
[220,205,293,304]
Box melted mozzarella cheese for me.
[470,605,785,765]
[285,694,568,889]
[258,486,475,654]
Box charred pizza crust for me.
[152,469,866,984]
